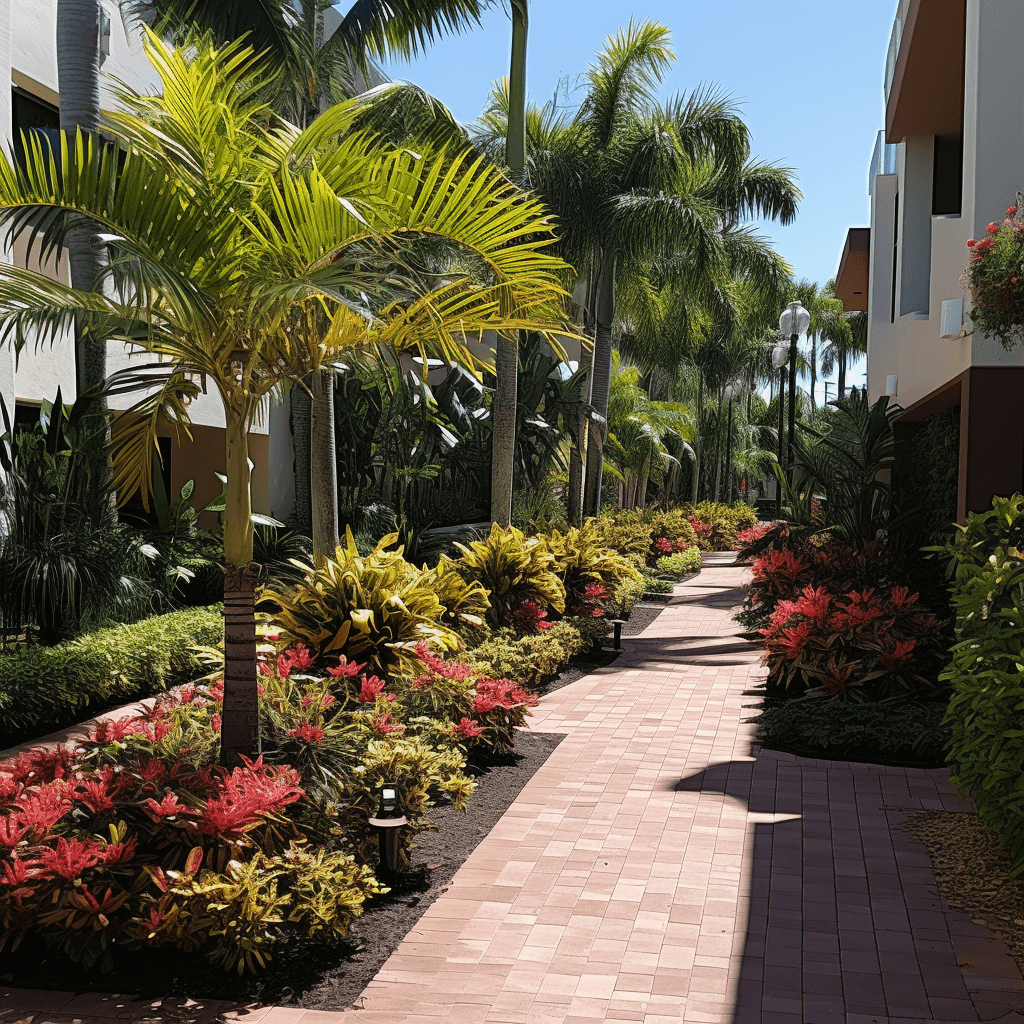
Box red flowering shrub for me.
[398,644,539,751]
[963,194,1024,347]
[759,582,947,697]
[735,522,775,549]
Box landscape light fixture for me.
[778,301,810,488]
[369,783,407,876]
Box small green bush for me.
[470,620,586,686]
[0,605,223,739]
[643,575,674,595]
[758,693,949,763]
[655,547,702,579]
[942,495,1024,869]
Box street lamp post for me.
[778,301,810,485]
[771,341,789,513]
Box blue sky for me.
[345,0,898,392]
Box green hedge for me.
[0,606,223,741]
[757,694,949,764]
[942,496,1024,869]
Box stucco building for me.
[834,0,1024,521]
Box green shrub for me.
[592,513,654,569]
[470,620,586,686]
[942,495,1024,869]
[266,530,463,677]
[758,693,949,763]
[449,524,566,629]
[655,547,702,579]
[606,577,646,619]
[0,605,223,739]
[643,575,674,595]
[544,521,643,613]
[687,501,757,551]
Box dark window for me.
[891,192,899,324]
[11,88,60,166]
[933,133,964,216]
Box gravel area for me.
[905,810,1024,974]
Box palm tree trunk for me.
[583,257,615,517]
[691,372,704,503]
[637,450,652,510]
[57,0,108,475]
[310,368,338,562]
[489,2,528,528]
[567,437,583,525]
[221,412,259,767]
[290,385,313,534]
[838,349,847,400]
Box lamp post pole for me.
[787,330,798,473]
[778,301,810,497]
[776,367,785,513]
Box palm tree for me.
[788,278,850,410]
[821,307,867,400]
[489,0,529,529]
[0,34,572,762]
[55,0,109,474]
[475,20,799,516]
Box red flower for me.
[0,771,18,801]
[358,676,388,703]
[325,658,363,678]
[537,620,554,630]
[0,815,29,850]
[967,238,976,248]
[197,758,303,837]
[98,837,138,867]
[988,221,999,234]
[35,837,103,881]
[774,620,814,658]
[370,714,404,735]
[210,713,222,733]
[74,777,119,815]
[1008,205,1017,216]
[144,793,188,821]
[454,717,485,739]
[654,537,673,553]
[879,639,917,671]
[793,585,832,625]
[14,784,73,836]
[889,586,919,612]
[286,723,325,743]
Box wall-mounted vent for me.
[940,298,964,339]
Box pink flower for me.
[326,658,363,678]
[358,676,388,703]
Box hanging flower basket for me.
[963,192,1024,348]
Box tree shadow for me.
[674,754,1024,1023]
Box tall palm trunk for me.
[809,332,818,410]
[583,256,615,517]
[567,434,584,524]
[221,412,259,766]
[310,368,338,562]
[636,448,653,510]
[691,372,704,503]
[57,0,108,474]
[838,349,847,400]
[489,0,528,527]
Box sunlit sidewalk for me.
[3,561,1024,1024]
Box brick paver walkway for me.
[3,561,1024,1024]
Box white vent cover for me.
[940,298,964,339]
[885,374,899,397]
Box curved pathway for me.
[3,559,1023,1024]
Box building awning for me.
[885,0,966,143]
[835,228,870,312]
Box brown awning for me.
[885,0,966,143]
[835,228,870,312]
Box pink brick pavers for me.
[3,562,1024,1024]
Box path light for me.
[369,783,407,876]
[778,301,810,490]
[607,618,627,651]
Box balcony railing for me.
[868,129,898,197]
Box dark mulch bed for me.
[0,731,565,1009]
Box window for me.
[11,88,59,167]
[932,134,963,216]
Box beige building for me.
[835,0,1024,520]
[0,0,306,522]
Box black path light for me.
[369,783,407,876]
